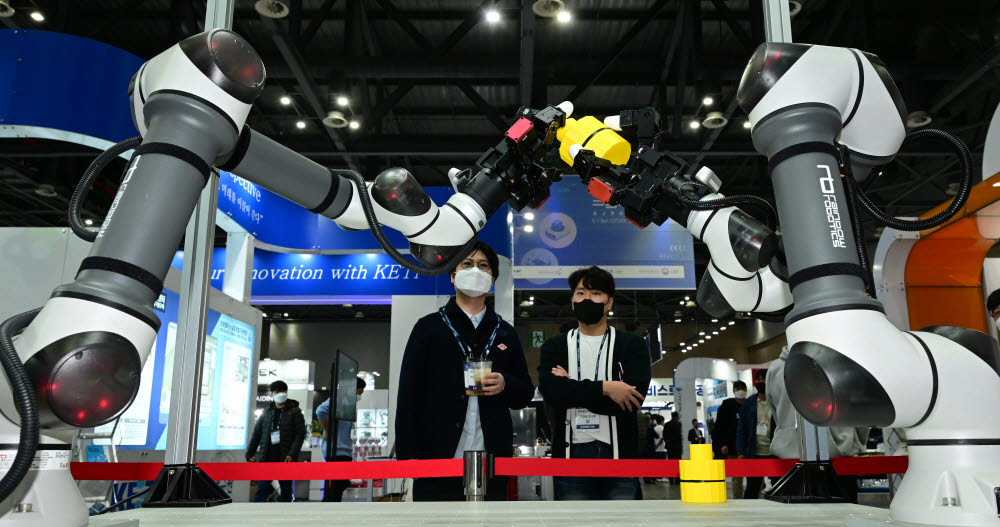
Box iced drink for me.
[465,360,492,396]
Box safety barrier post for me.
[463,451,490,502]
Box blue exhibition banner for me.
[512,176,695,290]
[171,248,460,302]
[217,172,512,257]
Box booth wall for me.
[267,321,391,390]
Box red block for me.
[587,178,614,204]
[506,118,533,143]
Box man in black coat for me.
[538,266,651,500]
[246,380,306,502]
[663,411,683,484]
[396,241,534,501]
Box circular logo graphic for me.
[519,248,559,286]
[540,213,577,249]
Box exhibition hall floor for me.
[92,501,889,526]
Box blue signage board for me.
[171,248,461,302]
[513,176,695,290]
[217,172,512,257]
[0,30,143,143]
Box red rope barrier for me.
[70,456,908,482]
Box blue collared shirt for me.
[316,398,353,458]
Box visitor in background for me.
[664,411,682,484]
[246,380,306,502]
[688,419,706,444]
[316,377,367,502]
[713,380,747,499]
[736,370,775,499]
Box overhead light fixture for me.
[712,331,718,335]
[699,331,705,336]
[254,0,289,19]
[280,96,291,105]
[674,318,681,323]
[702,96,714,106]
[485,8,501,23]
[693,343,698,347]
[720,326,726,331]
[706,335,712,340]
[609,311,614,316]
[336,96,349,106]
[532,0,565,17]
[702,111,728,129]
[296,120,306,129]
[0,1,14,18]
[322,110,348,129]
[349,120,360,130]
[556,10,572,23]
[788,1,803,17]
[283,312,290,317]
[729,321,735,325]
[680,342,685,346]
[729,358,735,362]
[906,111,932,128]
[689,120,700,129]
[524,225,534,233]
[684,296,690,301]
[84,218,94,226]
[529,296,535,301]
[30,10,43,22]
[743,121,752,129]
[699,339,704,343]
[679,301,684,305]
[34,184,58,198]
[682,349,687,353]
[711,319,718,323]
[524,212,536,221]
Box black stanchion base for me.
[764,461,851,504]
[142,463,232,508]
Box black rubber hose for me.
[671,188,779,231]
[0,308,41,504]
[842,168,873,293]
[93,488,150,515]
[69,136,142,242]
[850,129,973,231]
[338,170,478,276]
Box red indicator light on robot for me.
[50,384,57,392]
[77,411,86,421]
[100,399,108,409]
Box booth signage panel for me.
[513,177,695,290]
[217,172,512,256]
[0,30,143,143]
[172,249,462,300]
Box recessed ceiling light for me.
[296,120,306,129]
[674,319,681,323]
[699,339,704,343]
[609,311,614,316]
[556,10,571,23]
[524,225,534,233]
[702,96,714,106]
[30,11,44,22]
[525,212,536,221]
[729,321,735,325]
[336,96,349,106]
[711,319,718,323]
[84,219,94,226]
[699,332,705,336]
[283,312,290,317]
[680,342,685,346]
[705,335,711,339]
[743,121,752,129]
[689,120,700,129]
[485,8,500,23]
[720,327,726,331]
[684,296,690,301]
[280,96,291,105]
[713,331,718,335]
[349,120,360,129]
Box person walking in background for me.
[688,419,706,444]
[736,370,776,499]
[713,380,748,498]
[663,412,682,484]
[246,380,306,502]
[316,377,367,502]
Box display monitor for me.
[331,351,359,423]
[646,325,663,365]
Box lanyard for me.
[440,307,502,360]
[575,329,610,381]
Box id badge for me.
[463,362,476,390]
[574,409,603,432]
[270,430,281,444]
[756,422,769,436]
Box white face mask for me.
[734,390,748,399]
[454,268,493,297]
[273,392,288,404]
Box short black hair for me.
[568,266,616,297]
[692,419,699,424]
[654,414,665,424]
[989,289,1000,313]
[733,380,747,390]
[754,369,768,381]
[452,241,500,281]
[269,380,288,392]
[671,411,679,420]
[356,377,367,391]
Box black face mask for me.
[573,299,606,325]
[755,381,766,394]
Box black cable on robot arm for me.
[69,136,143,242]
[339,170,477,277]
[669,184,779,231]
[850,129,974,231]
[0,308,41,503]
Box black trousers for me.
[745,455,776,499]
[412,476,509,502]
[666,448,682,484]
[323,455,353,502]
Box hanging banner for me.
[513,176,695,290]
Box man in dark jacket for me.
[713,380,747,497]
[246,380,306,502]
[396,241,534,501]
[736,370,776,498]
[539,266,651,500]
[663,412,682,484]
[689,419,706,444]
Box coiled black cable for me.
[671,183,779,231]
[0,308,41,504]
[92,487,150,515]
[69,136,143,242]
[338,169,478,276]
[848,129,973,231]
[841,162,874,293]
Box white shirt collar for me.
[463,306,487,329]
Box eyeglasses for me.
[459,259,491,272]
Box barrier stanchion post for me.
[463,451,490,502]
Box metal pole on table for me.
[463,451,490,502]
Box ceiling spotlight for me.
[283,312,290,317]
[699,339,704,343]
[743,121,752,129]
[280,96,291,105]
[684,296,690,301]
[556,10,571,23]
[609,311,614,316]
[705,335,712,340]
[788,0,803,17]
[679,301,684,305]
[729,358,735,362]
[702,111,728,129]
[699,331,705,336]
[529,296,535,301]
[261,312,267,317]
[34,184,57,198]
[720,326,726,331]
[680,342,685,346]
[0,1,13,18]
[255,0,289,18]
[702,96,714,106]
[729,321,735,325]
[296,120,306,129]
[336,96,349,106]
[524,225,535,233]
[84,218,94,226]
[689,120,700,129]
[674,319,681,323]
[693,343,698,347]
[485,8,501,23]
[712,331,718,335]
[711,319,718,323]
[525,212,536,221]
[322,110,348,129]
[682,349,687,353]
[349,120,360,130]
[906,111,932,128]
[30,10,43,22]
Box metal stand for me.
[463,451,491,502]
[765,414,851,503]
[142,464,231,508]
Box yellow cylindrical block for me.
[555,116,631,167]
[679,444,727,504]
